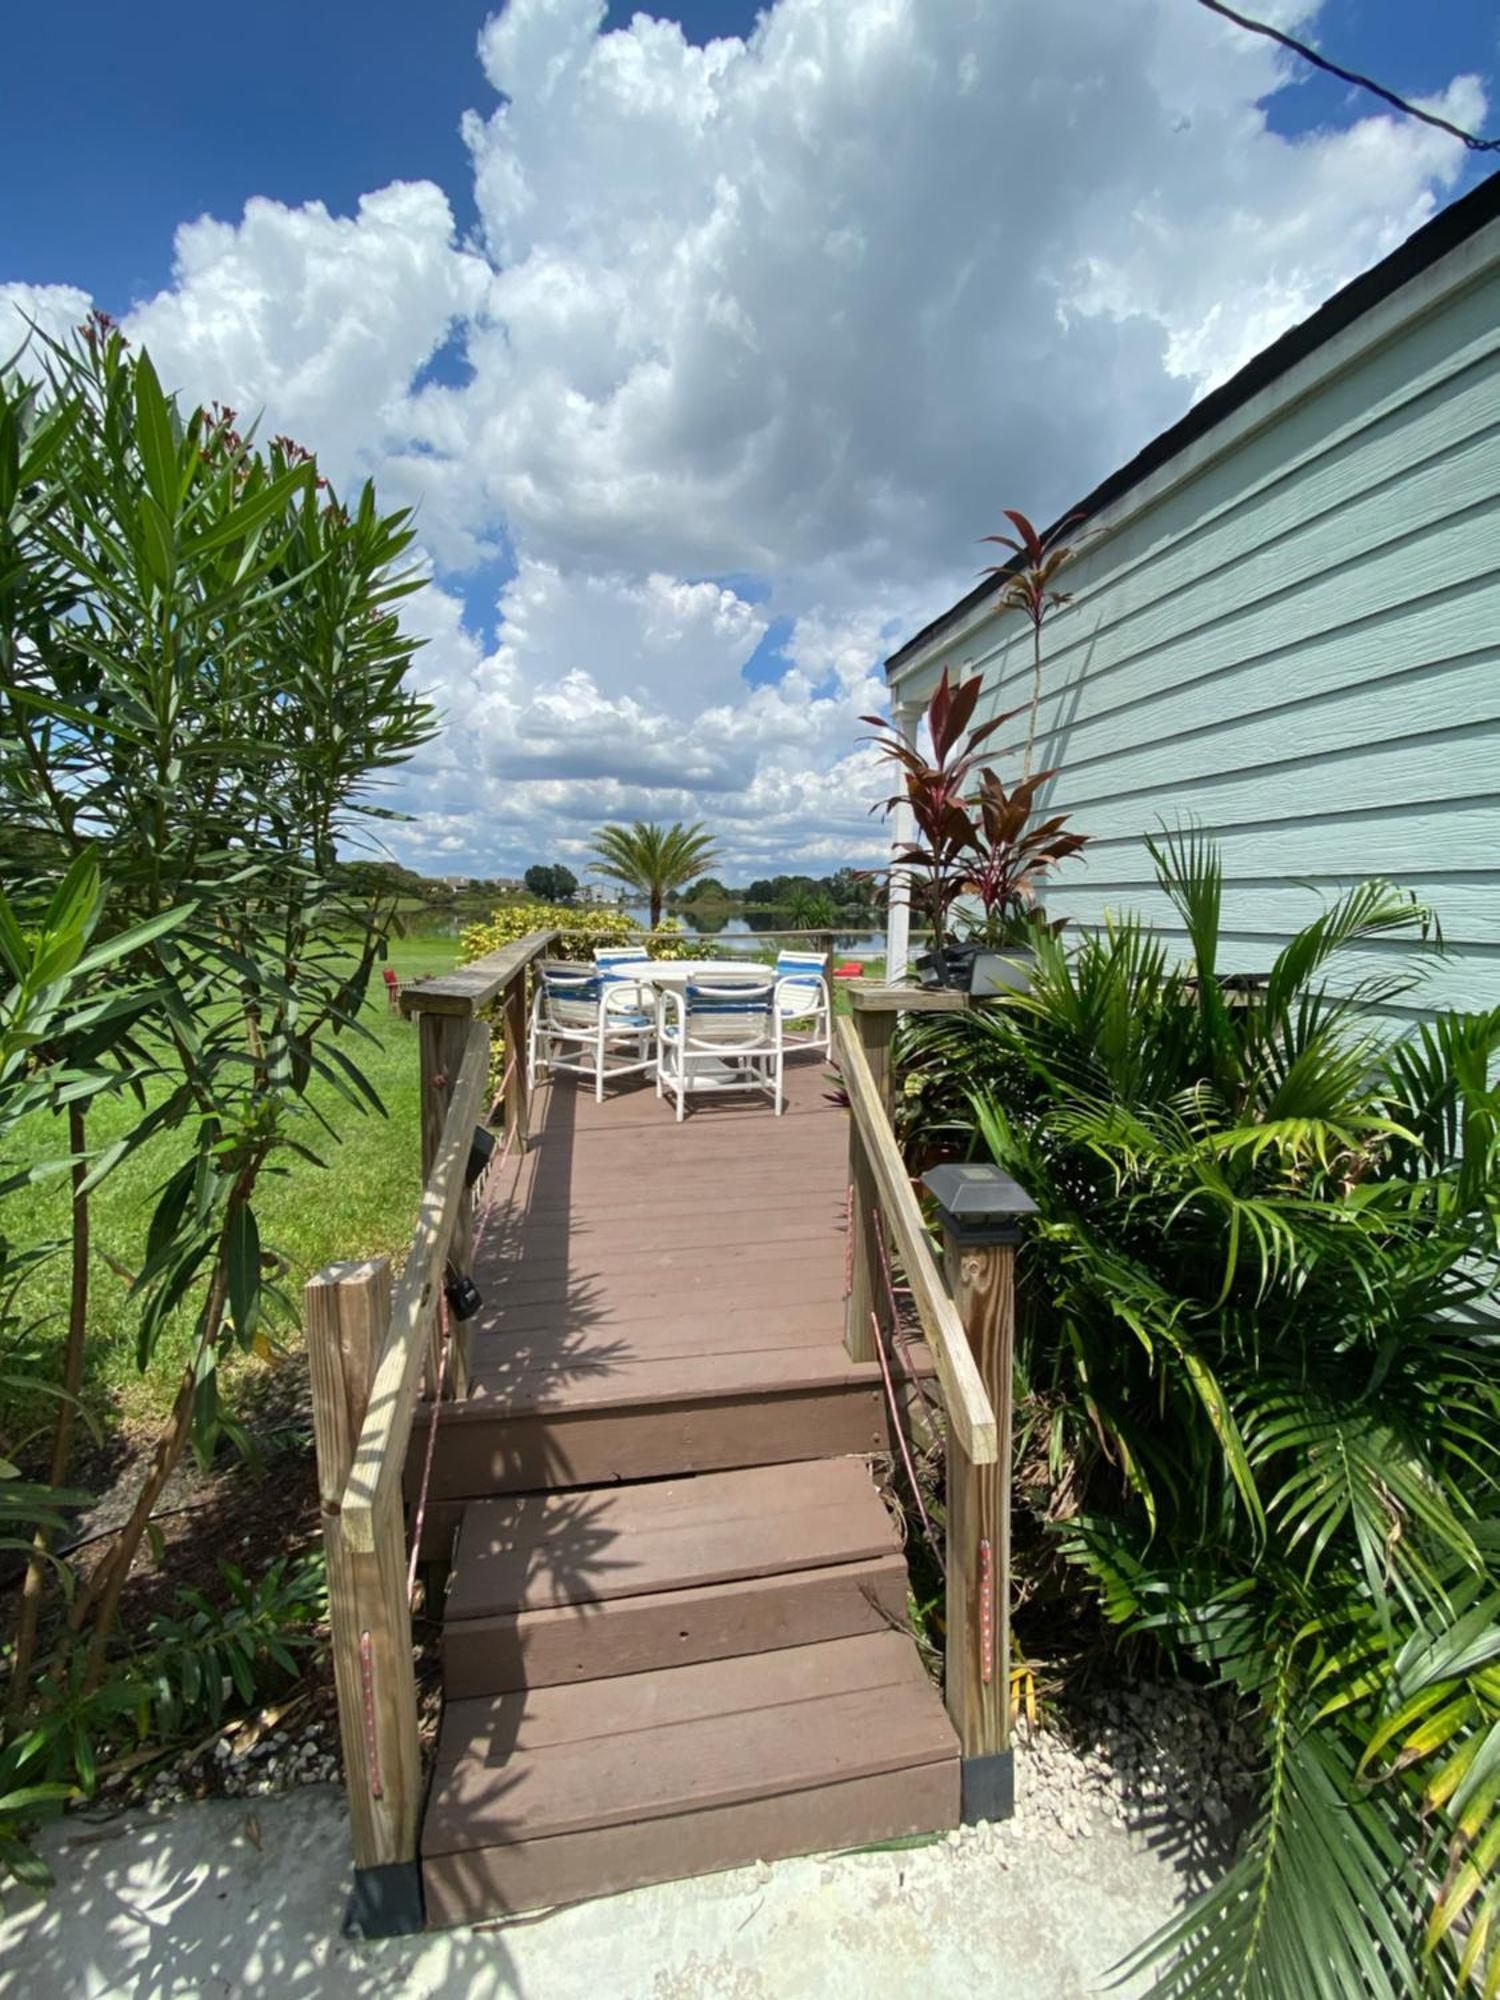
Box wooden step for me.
[443,1460,909,1696]
[422,1632,959,1925]
[408,1348,899,1499]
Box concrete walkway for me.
[0,1783,1190,1999]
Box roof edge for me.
[885,165,1500,678]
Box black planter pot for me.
[915,942,981,991]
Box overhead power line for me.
[1194,0,1500,154]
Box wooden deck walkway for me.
[412,1051,959,1924]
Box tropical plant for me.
[862,669,1002,945]
[863,668,1086,959]
[784,888,838,932]
[0,315,435,1709]
[980,507,1080,779]
[588,821,720,930]
[0,1550,326,1897]
[959,767,1089,947]
[899,833,1500,1996]
[643,917,701,962]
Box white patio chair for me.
[773,948,832,1055]
[656,974,784,1122]
[528,962,656,1103]
[594,945,652,987]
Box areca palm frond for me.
[587,820,720,930]
[899,830,1500,1996]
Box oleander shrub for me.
[0,315,434,1891]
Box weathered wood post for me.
[843,984,968,1362]
[923,1162,1036,1824]
[843,1001,896,1362]
[502,966,530,1155]
[414,1004,478,1398]
[305,1257,425,1936]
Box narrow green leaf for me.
[226,1205,261,1345]
[133,350,178,512]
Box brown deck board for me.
[447,1460,898,1618]
[453,1056,865,1417]
[441,1555,910,1698]
[424,1633,951,1852]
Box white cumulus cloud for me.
[2,0,1484,880]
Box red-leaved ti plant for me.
[963,766,1090,947]
[981,508,1081,779]
[862,668,1013,946]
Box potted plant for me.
[862,669,1004,989]
[864,671,1089,992]
[960,767,1089,993]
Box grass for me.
[4,929,884,1456]
[3,932,460,1449]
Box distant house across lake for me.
[885,168,1500,1022]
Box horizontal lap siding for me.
[913,253,1500,1025]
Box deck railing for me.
[837,980,1029,1823]
[304,929,557,1936]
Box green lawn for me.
[4,932,460,1440]
[5,929,884,1447]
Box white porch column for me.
[884,698,921,984]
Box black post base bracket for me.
[344,1861,425,1939]
[960,1749,1015,1825]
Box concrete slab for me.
[0,1783,1189,1999]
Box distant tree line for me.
[333,860,521,905]
[523,863,579,903]
[677,869,875,913]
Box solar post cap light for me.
[921,1162,1037,1243]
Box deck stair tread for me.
[423,1632,955,1856]
[446,1459,898,1620]
[455,1341,928,1416]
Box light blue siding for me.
[893,233,1500,1023]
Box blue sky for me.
[4,2,758,311]
[2,2,1494,878]
[5,2,1493,322]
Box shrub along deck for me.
[305,941,1012,1935]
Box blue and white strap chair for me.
[594,945,651,988]
[528,961,656,1103]
[656,973,784,1121]
[773,948,832,1055]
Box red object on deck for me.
[833,961,864,980]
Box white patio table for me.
[631,958,769,987]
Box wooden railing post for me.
[502,967,529,1154]
[843,1005,895,1362]
[416,1007,479,1399]
[305,1257,425,1936]
[923,1162,1036,1825]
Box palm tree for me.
[588,821,720,930]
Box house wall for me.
[888,214,1500,1021]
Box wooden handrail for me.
[834,1014,997,1464]
[341,1018,490,1552]
[846,979,969,1013]
[400,928,560,1018]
